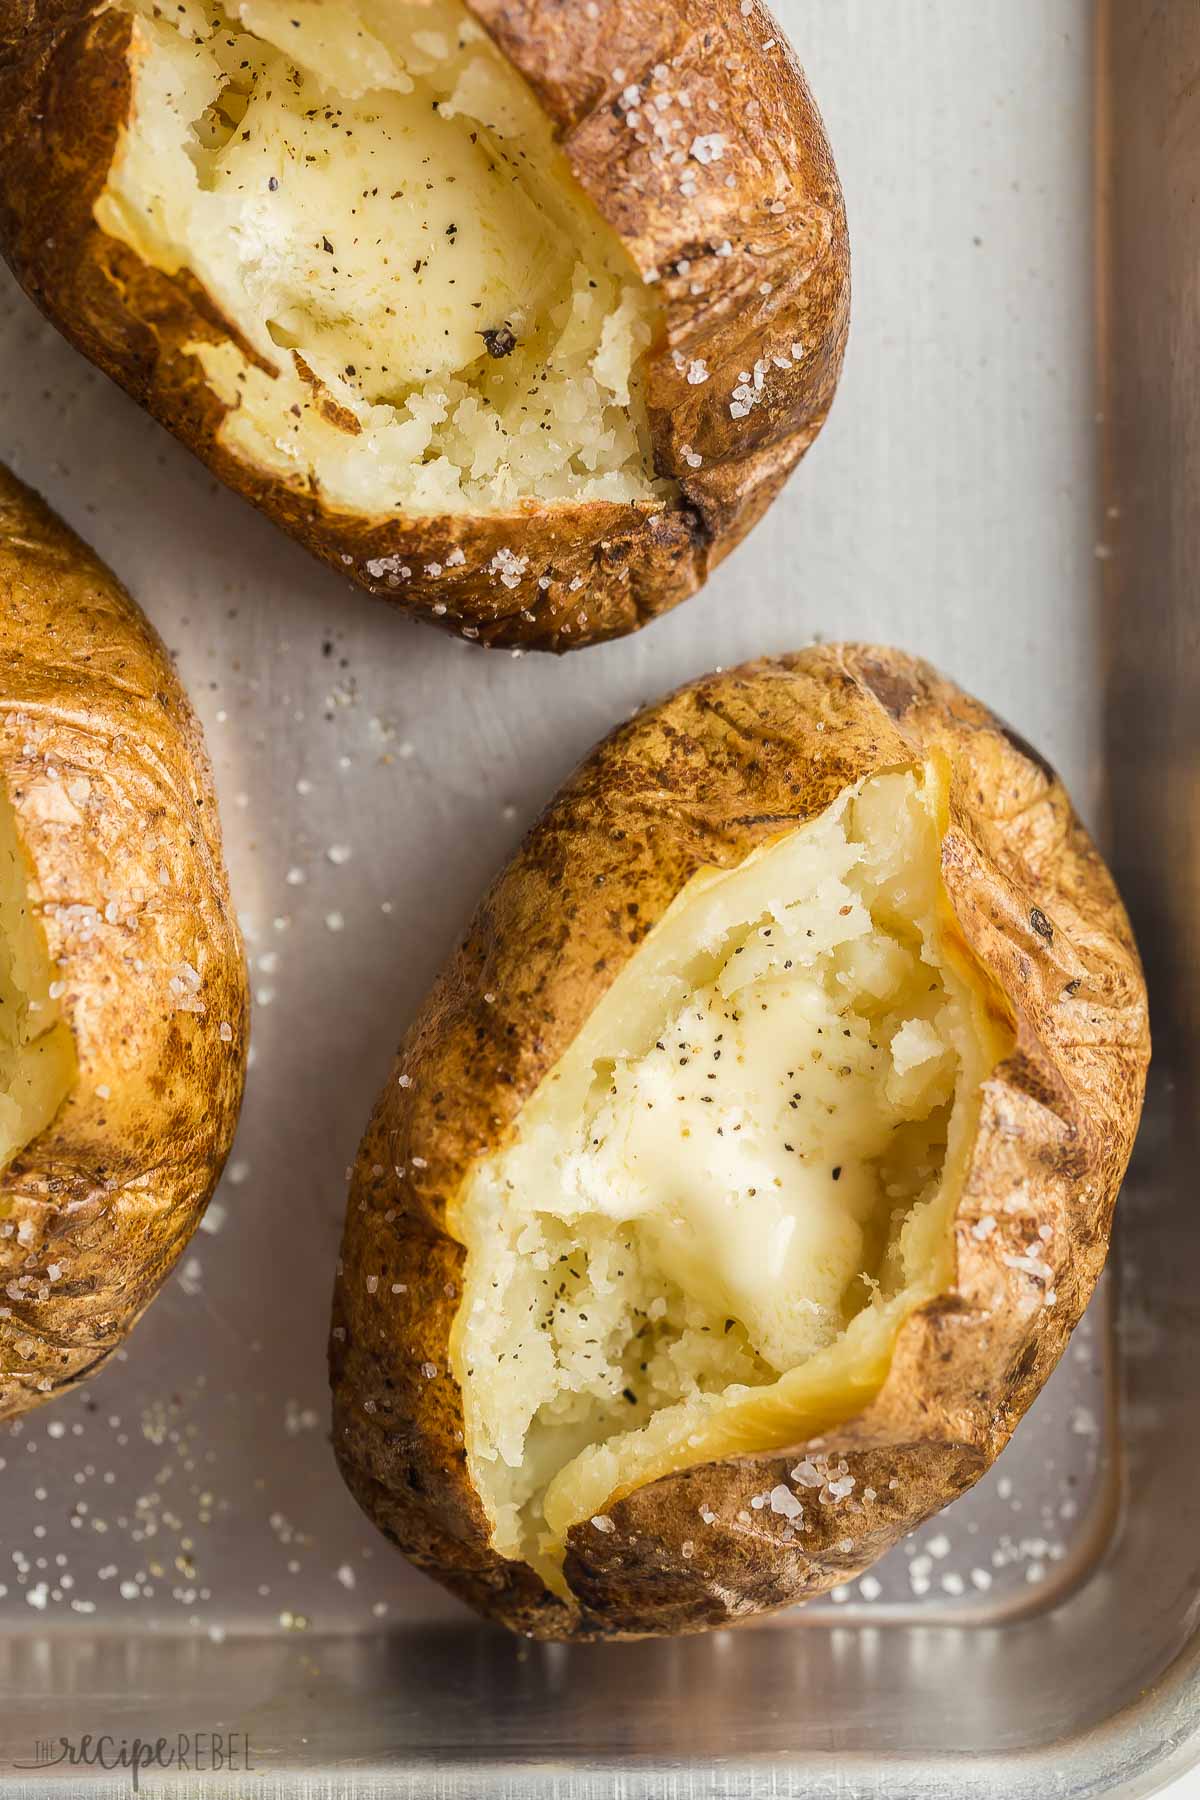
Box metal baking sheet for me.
[1,0,1196,1793]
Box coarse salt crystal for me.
[365,555,410,581]
[690,133,726,164]
[487,547,528,590]
[1003,1249,1055,1282]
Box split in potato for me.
[332,646,1150,1639]
[456,766,1006,1588]
[0,787,77,1178]
[99,0,663,516]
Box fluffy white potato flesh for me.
[96,0,664,514]
[452,768,1003,1582]
[0,786,75,1180]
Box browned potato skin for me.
[331,645,1150,1639]
[0,0,848,651]
[0,466,248,1420]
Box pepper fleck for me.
[481,323,518,358]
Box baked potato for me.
[331,644,1150,1640]
[0,0,848,651]
[0,464,248,1420]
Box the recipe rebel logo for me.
[12,1731,256,1791]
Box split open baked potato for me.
[0,0,848,649]
[0,465,247,1420]
[331,644,1150,1639]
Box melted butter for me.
[550,883,957,1374]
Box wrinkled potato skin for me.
[0,466,248,1419]
[331,645,1150,1639]
[0,0,848,651]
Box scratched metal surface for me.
[0,0,1195,1794]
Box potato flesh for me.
[97,0,664,515]
[452,770,998,1579]
[0,785,75,1180]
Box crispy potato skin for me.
[0,0,848,650]
[331,646,1150,1639]
[0,466,248,1419]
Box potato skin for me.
[0,0,848,651]
[0,465,248,1419]
[331,645,1150,1639]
